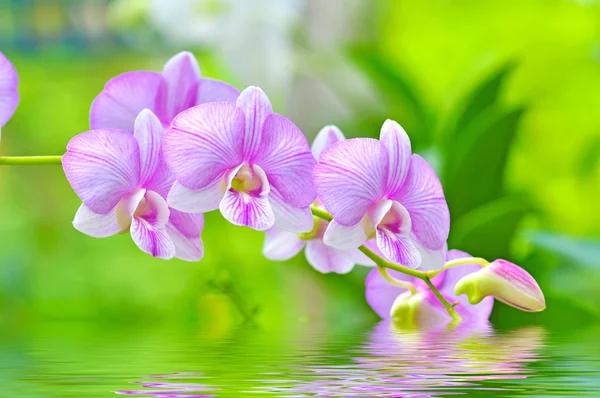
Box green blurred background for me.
[1,0,599,334]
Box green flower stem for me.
[427,257,490,279]
[0,156,63,165]
[310,205,462,323]
[377,266,417,294]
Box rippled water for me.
[1,320,598,396]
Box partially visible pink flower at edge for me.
[63,109,204,261]
[163,86,316,233]
[366,250,494,325]
[90,51,240,131]
[0,51,19,130]
[263,125,374,274]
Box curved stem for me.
[427,257,490,279]
[423,277,462,322]
[310,205,461,322]
[0,156,63,165]
[377,266,417,294]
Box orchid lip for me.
[115,188,169,232]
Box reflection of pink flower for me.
[91,51,239,131]
[63,110,204,261]
[313,119,450,269]
[163,86,316,232]
[263,125,373,274]
[366,250,494,323]
[0,51,19,129]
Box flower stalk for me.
[0,156,63,165]
[310,205,462,322]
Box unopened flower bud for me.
[454,259,546,312]
[390,291,422,324]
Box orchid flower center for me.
[115,189,168,232]
[230,164,262,193]
[363,200,412,239]
[299,200,326,240]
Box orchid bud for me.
[454,259,546,312]
[390,291,422,325]
[389,291,449,327]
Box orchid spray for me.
[0,51,545,326]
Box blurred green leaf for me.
[450,197,529,260]
[348,45,433,144]
[577,134,600,178]
[443,64,514,144]
[444,107,525,219]
[524,230,600,270]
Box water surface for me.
[1,320,598,396]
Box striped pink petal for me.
[0,51,19,128]
[63,129,141,214]
[314,138,388,226]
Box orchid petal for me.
[219,164,274,230]
[167,179,224,213]
[311,125,345,161]
[323,219,367,251]
[376,228,421,268]
[197,78,240,104]
[236,86,273,159]
[263,227,305,261]
[134,109,166,186]
[90,71,164,131]
[255,114,316,208]
[0,51,19,128]
[343,248,375,267]
[414,239,447,271]
[365,267,414,319]
[131,218,175,260]
[370,201,419,267]
[63,129,140,214]
[392,154,449,251]
[166,209,204,261]
[314,138,388,226]
[115,188,146,230]
[305,240,355,274]
[269,189,314,233]
[380,119,412,196]
[130,191,175,259]
[159,51,201,122]
[164,102,244,189]
[73,204,123,238]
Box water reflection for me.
[117,321,546,396]
[116,372,216,397]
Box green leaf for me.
[347,45,433,145]
[450,197,530,260]
[443,107,525,219]
[443,64,515,144]
[524,230,600,270]
[577,134,600,178]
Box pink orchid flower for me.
[163,86,316,232]
[313,119,450,270]
[263,125,373,273]
[90,51,239,131]
[63,109,204,261]
[0,51,19,130]
[366,250,494,324]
